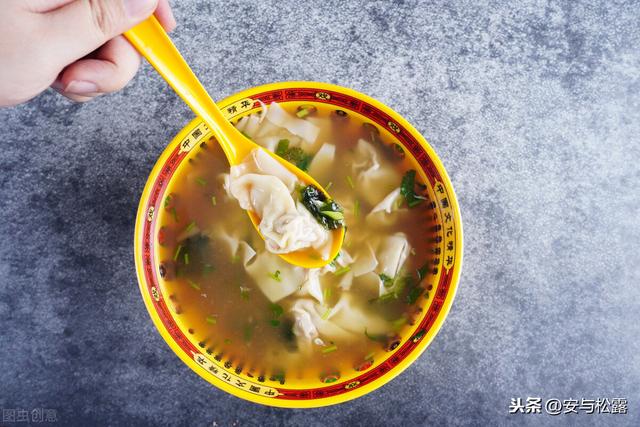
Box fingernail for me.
[124,0,157,20]
[65,80,99,95]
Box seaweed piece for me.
[300,185,345,230]
[174,234,211,276]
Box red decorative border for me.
[139,88,455,400]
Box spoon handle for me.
[124,17,245,163]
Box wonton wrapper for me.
[228,150,330,256]
[246,251,305,302]
[230,149,297,192]
[265,102,319,144]
[214,228,257,267]
[375,232,411,296]
[329,293,390,335]
[351,243,378,277]
[308,143,335,185]
[350,271,381,301]
[290,299,354,351]
[365,188,410,228]
[351,139,401,206]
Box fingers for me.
[44,0,159,69]
[52,36,140,102]
[25,0,75,13]
[154,0,176,32]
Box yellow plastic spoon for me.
[124,17,344,268]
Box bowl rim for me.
[134,81,463,408]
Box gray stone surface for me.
[1,0,639,425]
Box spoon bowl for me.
[124,17,343,268]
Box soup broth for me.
[156,102,436,384]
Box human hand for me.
[0,0,176,106]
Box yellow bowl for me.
[134,81,463,407]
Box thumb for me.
[46,0,159,67]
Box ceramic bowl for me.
[134,81,463,407]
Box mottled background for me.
[1,0,639,426]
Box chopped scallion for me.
[321,344,338,354]
[320,210,344,221]
[211,196,217,206]
[333,265,351,276]
[185,221,196,233]
[354,199,360,217]
[346,175,355,189]
[183,252,190,265]
[188,280,200,290]
[325,182,333,190]
[296,104,317,118]
[206,315,217,325]
[195,177,207,186]
[268,270,282,282]
[173,245,183,261]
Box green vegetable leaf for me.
[275,139,290,157]
[406,284,424,305]
[379,273,394,288]
[300,185,345,230]
[275,139,312,171]
[416,262,429,281]
[400,169,427,208]
[269,303,284,318]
